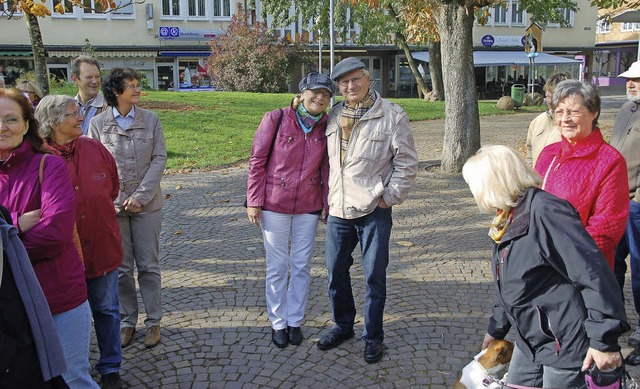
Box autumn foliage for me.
[12,0,116,17]
[208,6,307,93]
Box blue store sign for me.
[481,35,495,47]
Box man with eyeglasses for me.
[610,60,640,351]
[317,57,418,363]
[72,56,108,135]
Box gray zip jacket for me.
[325,91,418,219]
[87,106,167,214]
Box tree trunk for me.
[388,4,429,99]
[25,14,49,95]
[428,41,444,101]
[434,1,480,173]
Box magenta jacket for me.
[535,128,629,269]
[0,141,87,315]
[247,107,329,215]
[45,137,123,279]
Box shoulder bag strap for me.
[267,109,284,158]
[38,154,47,186]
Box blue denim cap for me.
[330,57,366,81]
[299,72,335,96]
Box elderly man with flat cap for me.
[612,60,640,349]
[316,57,418,363]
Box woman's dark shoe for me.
[317,326,354,350]
[288,326,303,345]
[272,329,288,348]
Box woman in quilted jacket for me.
[535,80,629,269]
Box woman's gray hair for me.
[551,79,601,126]
[462,145,542,214]
[34,95,78,139]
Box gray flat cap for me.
[331,57,366,81]
[299,72,335,95]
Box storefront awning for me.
[47,50,157,58]
[0,51,32,56]
[158,51,211,57]
[412,50,581,67]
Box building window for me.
[53,0,75,15]
[162,0,180,16]
[596,19,610,33]
[493,4,507,25]
[213,0,230,17]
[188,0,206,16]
[621,22,640,31]
[112,0,133,15]
[511,1,524,25]
[82,0,106,15]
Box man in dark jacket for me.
[611,60,640,347]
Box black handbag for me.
[244,108,284,207]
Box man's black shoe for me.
[317,327,354,350]
[364,342,384,363]
[272,329,288,348]
[101,372,124,389]
[288,326,303,345]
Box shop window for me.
[0,0,19,14]
[178,59,214,90]
[162,0,180,17]
[213,0,230,18]
[188,0,206,17]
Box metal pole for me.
[329,0,334,75]
[318,37,322,72]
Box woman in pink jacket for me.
[246,72,332,348]
[535,80,629,269]
[0,88,97,388]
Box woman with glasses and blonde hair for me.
[35,95,125,389]
[88,68,167,350]
[246,72,333,348]
[0,88,98,388]
[16,80,43,108]
[535,80,628,269]
[464,145,628,387]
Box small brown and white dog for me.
[453,339,514,389]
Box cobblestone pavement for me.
[90,103,640,388]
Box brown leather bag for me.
[39,154,84,263]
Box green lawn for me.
[51,86,540,170]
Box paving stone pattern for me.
[90,106,640,388]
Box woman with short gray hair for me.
[535,79,628,269]
[35,94,124,388]
[464,145,628,387]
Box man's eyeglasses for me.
[0,116,23,127]
[553,109,585,119]
[338,76,365,87]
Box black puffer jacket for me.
[488,188,629,369]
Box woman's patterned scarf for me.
[488,208,513,244]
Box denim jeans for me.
[325,206,392,343]
[87,269,121,375]
[261,211,319,330]
[614,199,640,318]
[507,344,585,387]
[53,300,100,389]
